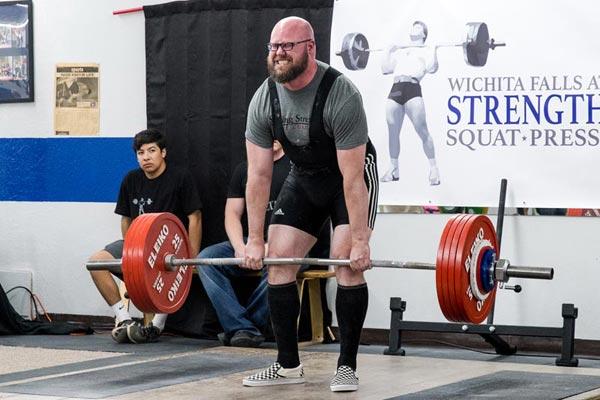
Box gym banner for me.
[331,0,600,208]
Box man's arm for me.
[381,45,398,75]
[120,216,132,238]
[187,210,202,257]
[244,140,273,269]
[224,197,246,257]
[426,45,439,74]
[337,144,371,271]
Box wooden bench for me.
[296,270,335,344]
[120,269,336,344]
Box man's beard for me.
[267,50,309,83]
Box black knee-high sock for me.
[336,283,368,370]
[268,282,300,368]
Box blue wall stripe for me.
[0,138,137,202]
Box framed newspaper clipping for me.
[0,0,33,103]
[54,63,100,135]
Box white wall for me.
[1,0,163,137]
[1,0,599,340]
[0,0,164,316]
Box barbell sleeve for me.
[506,265,554,280]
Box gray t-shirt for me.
[245,61,368,150]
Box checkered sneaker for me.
[330,365,359,392]
[111,319,134,344]
[127,322,161,344]
[243,362,305,387]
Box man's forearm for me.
[246,175,271,243]
[120,217,131,239]
[187,216,202,256]
[225,217,245,252]
[343,178,370,244]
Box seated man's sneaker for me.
[111,319,134,343]
[330,365,359,392]
[381,167,399,182]
[243,362,305,387]
[230,330,264,348]
[127,322,161,344]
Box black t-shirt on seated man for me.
[115,165,202,229]
[227,154,291,239]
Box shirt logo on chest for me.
[132,197,153,214]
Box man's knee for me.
[198,244,217,258]
[198,243,234,279]
[89,249,114,262]
[330,247,350,260]
[335,266,365,286]
[267,265,298,284]
[88,250,116,281]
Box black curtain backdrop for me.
[144,0,333,336]
[145,0,333,249]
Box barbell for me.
[336,22,505,71]
[86,212,553,324]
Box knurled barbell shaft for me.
[188,259,554,280]
[86,256,553,280]
[168,256,437,270]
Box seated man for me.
[197,140,289,348]
[88,128,202,344]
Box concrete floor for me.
[0,333,599,400]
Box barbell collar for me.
[489,39,506,50]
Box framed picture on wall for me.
[0,0,33,103]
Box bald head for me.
[267,16,318,88]
[271,16,315,42]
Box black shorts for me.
[270,148,378,237]
[104,240,123,278]
[388,81,422,105]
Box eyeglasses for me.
[266,39,312,52]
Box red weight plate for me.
[122,212,193,314]
[444,214,478,322]
[452,215,498,324]
[452,216,484,323]
[445,214,473,322]
[436,214,468,321]
[566,208,583,216]
[452,216,497,322]
[123,214,155,312]
[446,214,474,322]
